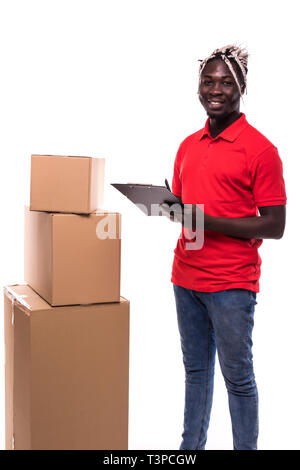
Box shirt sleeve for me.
[172,143,183,197]
[249,145,287,207]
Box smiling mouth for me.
[207,100,225,108]
[207,100,224,104]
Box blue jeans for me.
[173,284,258,450]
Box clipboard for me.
[111,179,182,216]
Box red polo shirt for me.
[171,112,287,293]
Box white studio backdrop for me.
[0,0,298,450]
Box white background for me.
[0,0,298,450]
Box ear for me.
[197,80,201,95]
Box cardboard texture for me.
[24,206,121,306]
[4,284,130,450]
[30,154,105,214]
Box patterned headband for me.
[198,44,249,100]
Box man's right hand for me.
[159,202,205,231]
[159,202,183,224]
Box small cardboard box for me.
[4,284,130,450]
[30,154,105,214]
[24,206,121,306]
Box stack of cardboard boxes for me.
[4,155,130,450]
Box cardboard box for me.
[24,206,121,306]
[30,154,105,214]
[4,284,130,450]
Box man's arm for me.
[161,202,286,240]
[204,205,286,240]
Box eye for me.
[203,80,212,85]
[223,81,233,86]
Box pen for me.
[165,179,171,192]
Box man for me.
[161,44,287,450]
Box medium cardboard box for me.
[4,284,130,450]
[30,154,105,214]
[24,206,121,306]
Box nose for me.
[209,81,223,95]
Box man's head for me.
[197,44,248,119]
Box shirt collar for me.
[198,112,248,142]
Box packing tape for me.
[4,286,32,316]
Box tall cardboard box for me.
[30,155,105,214]
[24,206,121,306]
[4,284,130,450]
